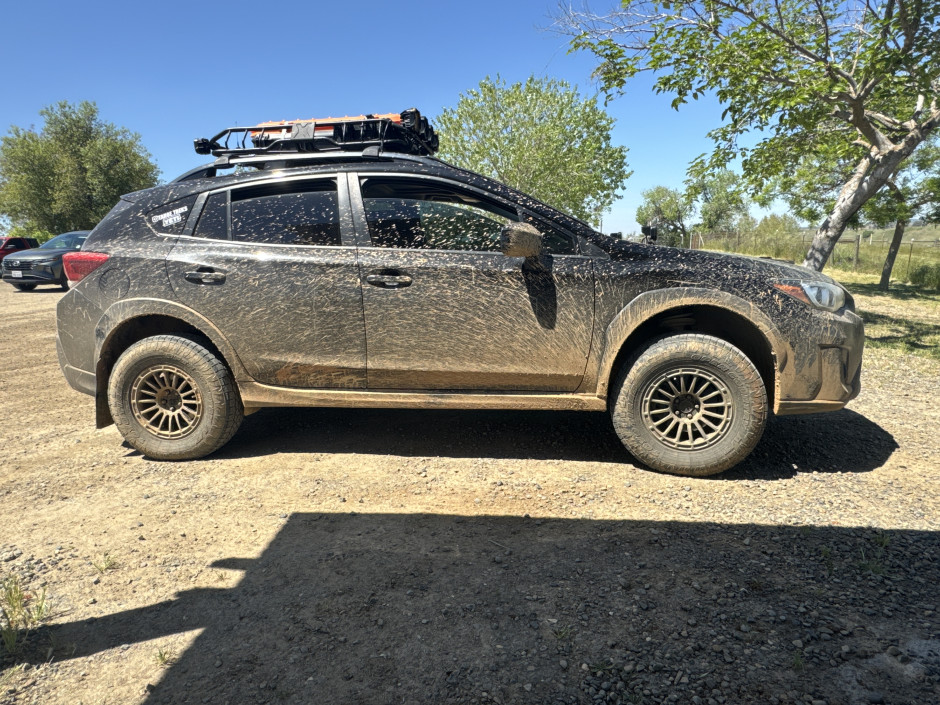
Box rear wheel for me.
[611,334,767,476]
[108,335,243,460]
[12,283,37,291]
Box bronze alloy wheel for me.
[130,364,203,439]
[640,366,733,450]
[611,334,767,476]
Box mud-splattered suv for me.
[55,110,863,476]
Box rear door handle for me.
[365,273,413,288]
[184,267,226,285]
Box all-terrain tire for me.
[12,283,37,291]
[108,335,243,460]
[611,334,767,477]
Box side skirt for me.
[239,382,607,413]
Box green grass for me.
[92,552,119,574]
[1,575,49,656]
[154,646,177,667]
[831,271,940,360]
[790,649,805,671]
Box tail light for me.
[63,252,110,282]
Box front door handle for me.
[366,273,413,289]
[184,267,226,285]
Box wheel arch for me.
[94,299,248,428]
[597,288,786,411]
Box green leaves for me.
[557,0,940,268]
[435,76,631,225]
[635,186,693,246]
[0,101,159,234]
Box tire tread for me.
[108,335,243,460]
[611,334,767,477]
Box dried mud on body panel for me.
[165,243,367,389]
[358,248,596,391]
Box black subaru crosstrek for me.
[55,110,863,476]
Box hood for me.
[602,239,837,284]
[3,248,73,262]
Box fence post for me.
[907,239,915,280]
[853,237,860,271]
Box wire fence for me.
[807,235,940,279]
[704,229,940,286]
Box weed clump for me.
[1,574,48,656]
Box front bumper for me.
[775,307,864,415]
[2,263,63,285]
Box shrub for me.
[909,262,940,290]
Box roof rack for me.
[193,108,439,158]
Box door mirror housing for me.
[641,225,658,243]
[500,223,542,259]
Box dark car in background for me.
[2,231,90,291]
[54,110,864,476]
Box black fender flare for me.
[93,298,250,427]
[593,287,788,402]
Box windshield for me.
[40,233,87,250]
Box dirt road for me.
[0,284,937,705]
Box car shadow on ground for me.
[15,515,939,704]
[204,407,897,480]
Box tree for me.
[557,1,940,270]
[0,101,159,236]
[436,76,631,225]
[635,185,692,246]
[861,139,940,290]
[751,213,801,259]
[690,169,751,240]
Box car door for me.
[165,173,368,388]
[350,174,596,391]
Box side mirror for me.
[500,222,542,259]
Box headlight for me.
[773,280,845,312]
[34,259,56,266]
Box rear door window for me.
[192,179,342,246]
[193,193,228,240]
[232,179,340,246]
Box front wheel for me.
[108,335,243,460]
[611,334,767,477]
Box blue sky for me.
[0,0,729,235]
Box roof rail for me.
[193,108,439,158]
[170,148,441,183]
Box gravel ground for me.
[0,285,937,705]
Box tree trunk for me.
[802,128,933,271]
[879,220,907,291]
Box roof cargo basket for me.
[194,108,439,158]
